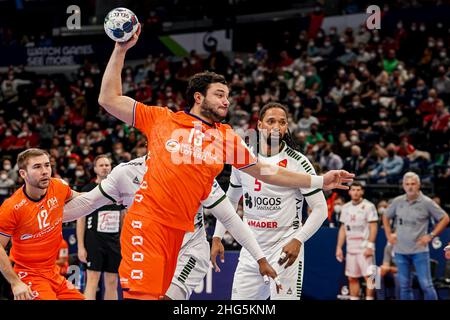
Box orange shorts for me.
[16,267,85,300]
[119,213,185,299]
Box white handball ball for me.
[104,7,139,42]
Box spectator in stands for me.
[0,170,14,203]
[432,65,450,100]
[368,144,404,183]
[427,100,450,152]
[297,107,319,133]
[306,123,325,147]
[344,145,365,176]
[324,194,344,228]
[382,172,449,300]
[2,159,17,183]
[319,143,343,171]
[383,49,399,75]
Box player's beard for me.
[30,177,50,189]
[199,99,226,123]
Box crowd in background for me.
[1,13,450,237]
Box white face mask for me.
[0,174,7,180]
[68,163,77,169]
[378,207,387,215]
[334,205,342,213]
[75,170,84,177]
[350,135,359,142]
[3,164,11,171]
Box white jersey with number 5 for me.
[228,144,321,250]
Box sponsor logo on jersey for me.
[132,176,140,185]
[165,139,180,153]
[47,196,59,212]
[20,234,33,240]
[277,159,287,168]
[123,161,144,166]
[244,193,281,211]
[14,199,26,210]
[247,219,278,229]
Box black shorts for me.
[85,232,121,273]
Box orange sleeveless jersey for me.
[0,178,72,271]
[130,102,257,231]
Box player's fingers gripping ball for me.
[104,7,139,42]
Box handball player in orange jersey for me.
[0,148,84,300]
[98,25,354,299]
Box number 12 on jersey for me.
[37,209,50,229]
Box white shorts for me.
[231,237,305,300]
[166,235,210,300]
[345,252,375,278]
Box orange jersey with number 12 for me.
[0,178,72,271]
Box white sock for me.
[365,296,374,300]
[350,296,360,300]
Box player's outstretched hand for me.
[12,280,33,300]
[210,237,225,272]
[278,239,301,269]
[322,170,354,190]
[259,258,282,293]
[115,23,141,52]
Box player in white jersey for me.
[63,156,281,299]
[335,182,378,300]
[212,102,328,300]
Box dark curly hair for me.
[185,71,228,110]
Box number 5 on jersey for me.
[254,178,261,191]
[37,209,49,229]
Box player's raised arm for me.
[242,162,354,191]
[98,24,141,125]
